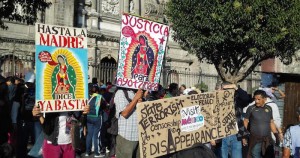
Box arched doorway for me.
[98,56,117,84]
[167,70,179,85]
[0,53,29,78]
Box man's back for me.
[114,89,138,141]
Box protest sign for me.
[137,90,237,158]
[35,23,88,112]
[116,13,169,91]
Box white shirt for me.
[57,113,72,145]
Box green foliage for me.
[0,0,51,29]
[166,0,300,83]
[194,81,208,92]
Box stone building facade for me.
[0,0,263,92]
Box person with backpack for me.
[106,86,118,158]
[17,81,40,158]
[219,82,251,158]
[115,88,143,158]
[85,86,106,157]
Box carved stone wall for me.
[101,0,120,16]
[0,0,268,89]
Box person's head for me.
[139,35,148,46]
[57,55,65,64]
[91,86,100,94]
[150,84,165,99]
[168,83,179,96]
[179,84,186,94]
[99,80,104,86]
[6,77,15,86]
[253,90,268,107]
[267,83,278,92]
[14,77,23,85]
[139,35,148,53]
[92,78,98,84]
[99,85,107,94]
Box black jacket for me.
[234,87,251,140]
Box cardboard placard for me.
[35,23,88,112]
[116,13,170,91]
[137,90,237,157]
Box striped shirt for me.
[114,89,138,141]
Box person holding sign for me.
[32,105,89,158]
[114,88,143,158]
[282,106,300,158]
[220,82,251,158]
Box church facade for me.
[0,0,266,91]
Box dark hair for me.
[5,76,15,83]
[150,84,164,95]
[57,55,65,64]
[92,86,100,93]
[92,78,98,84]
[169,83,178,92]
[139,35,149,46]
[188,90,198,95]
[253,90,268,98]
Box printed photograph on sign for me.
[180,105,204,132]
[137,90,237,158]
[116,13,169,91]
[35,23,88,113]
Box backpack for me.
[24,87,35,111]
[107,89,132,135]
[87,94,102,117]
[21,86,35,120]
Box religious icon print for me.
[124,32,158,82]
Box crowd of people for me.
[0,74,300,158]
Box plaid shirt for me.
[114,89,138,141]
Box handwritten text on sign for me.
[137,90,237,158]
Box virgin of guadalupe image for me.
[131,35,155,80]
[50,55,76,99]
